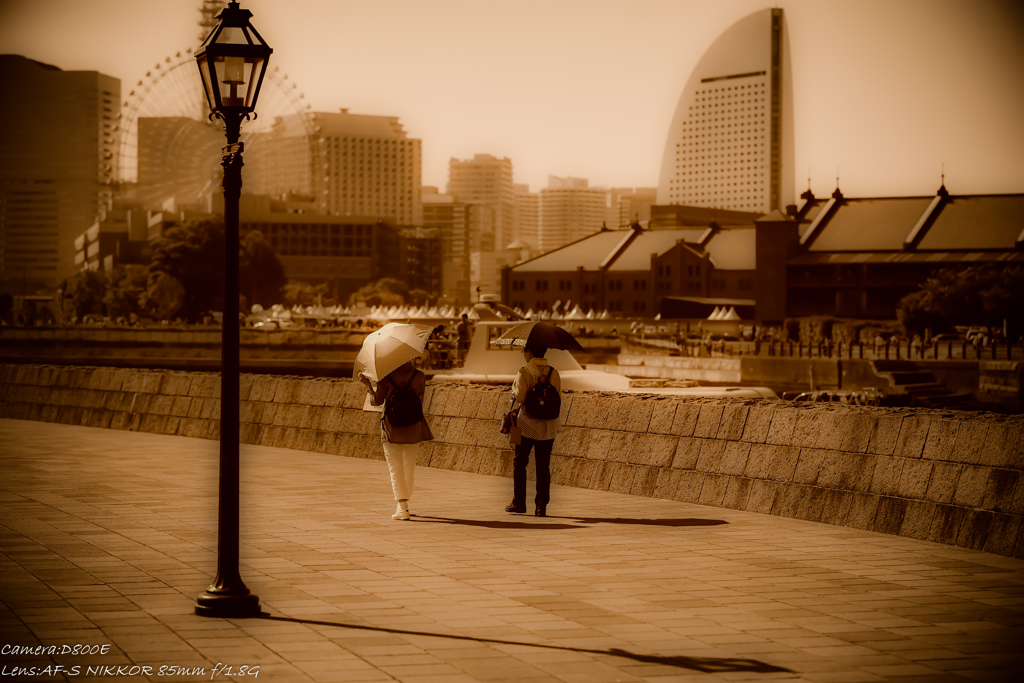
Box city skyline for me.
[0,0,1022,199]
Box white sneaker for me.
[392,503,410,521]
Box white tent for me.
[708,306,722,320]
[565,305,586,320]
[722,306,741,321]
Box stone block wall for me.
[2,363,1022,558]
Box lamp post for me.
[193,1,271,619]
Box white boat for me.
[430,319,776,399]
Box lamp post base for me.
[195,590,262,618]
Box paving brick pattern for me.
[2,418,1023,682]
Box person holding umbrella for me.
[355,323,434,521]
[492,322,581,517]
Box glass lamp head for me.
[194,2,273,117]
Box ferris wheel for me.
[117,49,317,185]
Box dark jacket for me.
[372,365,434,444]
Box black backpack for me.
[384,374,423,427]
[524,367,560,420]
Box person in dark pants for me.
[505,344,561,517]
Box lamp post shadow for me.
[258,614,789,675]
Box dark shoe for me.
[505,501,526,514]
[535,506,546,517]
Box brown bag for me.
[501,410,521,446]
[500,410,516,434]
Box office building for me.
[398,227,442,296]
[245,109,422,226]
[422,188,471,305]
[657,8,793,214]
[73,205,150,273]
[512,184,541,251]
[608,188,657,229]
[447,154,515,248]
[539,176,607,253]
[0,55,120,289]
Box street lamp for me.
[193,1,271,619]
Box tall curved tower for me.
[657,8,793,214]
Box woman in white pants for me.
[359,361,432,520]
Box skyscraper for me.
[512,183,540,251]
[657,8,793,214]
[539,176,606,253]
[246,110,422,226]
[0,56,120,287]
[447,154,515,249]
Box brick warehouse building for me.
[502,186,1024,322]
[502,221,755,316]
[756,186,1024,324]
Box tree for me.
[59,270,106,320]
[407,288,435,307]
[141,272,187,321]
[102,264,148,321]
[897,264,1024,337]
[348,278,409,307]
[283,280,329,308]
[148,219,225,322]
[240,230,286,311]
[148,219,287,321]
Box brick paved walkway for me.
[1,418,1022,683]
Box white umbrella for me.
[353,322,434,384]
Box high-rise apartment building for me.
[447,154,515,248]
[657,8,793,214]
[539,176,607,253]
[0,56,120,288]
[246,109,422,226]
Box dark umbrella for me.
[488,321,584,353]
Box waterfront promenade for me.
[1,418,1022,682]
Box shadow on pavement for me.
[549,516,729,527]
[411,515,579,530]
[410,515,728,529]
[259,614,790,675]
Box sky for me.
[1,0,1022,200]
